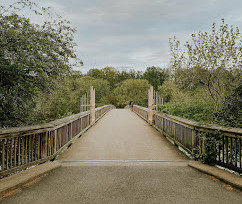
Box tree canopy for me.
[169,19,241,110]
[0,1,81,127]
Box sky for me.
[2,0,242,72]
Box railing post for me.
[148,86,154,125]
[191,129,196,155]
[41,132,47,159]
[90,86,95,125]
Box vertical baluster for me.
[222,136,224,163]
[38,134,40,160]
[2,140,5,171]
[35,134,38,161]
[41,132,47,159]
[50,131,53,155]
[239,138,241,168]
[173,123,176,139]
[28,135,31,162]
[25,136,28,163]
[199,134,201,155]
[14,138,17,167]
[54,129,57,154]
[21,137,25,164]
[230,137,232,164]
[10,139,13,169]
[18,137,21,166]
[6,140,9,170]
[31,135,34,162]
[225,137,228,163]
[218,138,221,162]
[235,138,237,167]
[214,136,216,161]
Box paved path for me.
[2,109,242,203]
[58,109,187,162]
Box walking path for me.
[58,109,187,162]
[2,109,242,203]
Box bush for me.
[157,100,214,123]
[215,84,242,128]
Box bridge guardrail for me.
[133,105,242,173]
[133,105,148,121]
[0,105,114,177]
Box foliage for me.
[215,83,242,128]
[196,132,223,165]
[113,79,150,108]
[158,81,187,103]
[157,100,214,123]
[0,1,81,127]
[86,67,144,87]
[169,19,241,110]
[35,75,110,122]
[143,66,170,90]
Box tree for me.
[169,19,242,110]
[86,68,103,79]
[101,67,119,87]
[36,76,110,121]
[113,79,150,108]
[215,83,242,128]
[0,1,81,127]
[158,81,186,103]
[143,66,169,90]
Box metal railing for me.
[133,105,242,173]
[0,105,114,177]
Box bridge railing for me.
[133,105,242,173]
[0,105,114,177]
[133,105,148,121]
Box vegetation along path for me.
[2,109,242,203]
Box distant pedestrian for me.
[129,100,134,111]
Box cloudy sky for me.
[3,0,242,72]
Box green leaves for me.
[0,1,81,127]
[169,19,241,119]
[113,79,150,108]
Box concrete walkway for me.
[58,109,187,162]
[2,109,242,203]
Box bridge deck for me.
[2,109,242,203]
[58,109,187,162]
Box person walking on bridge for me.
[129,100,134,111]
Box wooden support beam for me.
[148,86,154,125]
[90,86,96,125]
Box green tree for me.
[113,79,150,108]
[86,68,103,79]
[101,67,119,87]
[169,19,241,110]
[35,76,110,121]
[215,83,242,128]
[143,66,169,90]
[0,1,81,127]
[158,81,186,103]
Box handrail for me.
[0,105,115,177]
[133,105,242,173]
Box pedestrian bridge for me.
[1,94,242,203]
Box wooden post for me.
[41,132,47,159]
[148,86,154,125]
[202,134,207,155]
[54,129,57,153]
[191,129,196,155]
[90,86,95,125]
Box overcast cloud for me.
[2,0,242,72]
